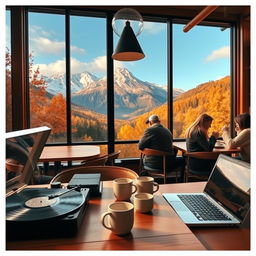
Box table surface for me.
[173,141,240,154]
[6,181,250,250]
[159,182,250,250]
[39,145,100,162]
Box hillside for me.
[117,76,231,140]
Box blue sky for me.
[6,9,230,91]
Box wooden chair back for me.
[81,155,108,166]
[184,151,220,182]
[140,148,177,184]
[50,165,139,184]
[105,151,121,166]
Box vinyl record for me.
[6,188,85,222]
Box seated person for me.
[222,113,250,163]
[138,114,185,177]
[185,113,219,175]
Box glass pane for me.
[28,12,66,143]
[114,21,167,158]
[70,16,107,143]
[173,24,231,138]
[115,144,140,159]
[6,9,12,132]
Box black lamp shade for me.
[112,21,145,61]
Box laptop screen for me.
[6,126,51,194]
[204,154,250,222]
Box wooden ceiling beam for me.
[183,6,219,32]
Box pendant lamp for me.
[112,8,145,61]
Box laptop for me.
[163,154,250,226]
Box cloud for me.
[6,25,10,49]
[33,56,123,77]
[29,25,85,56]
[30,37,85,56]
[143,22,166,35]
[205,46,230,62]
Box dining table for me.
[38,145,100,174]
[173,141,241,154]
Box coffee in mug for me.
[134,193,153,213]
[101,201,134,235]
[135,176,159,194]
[113,178,137,201]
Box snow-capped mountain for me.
[43,71,99,95]
[43,68,183,119]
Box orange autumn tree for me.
[28,54,67,138]
[29,54,49,127]
[44,93,67,136]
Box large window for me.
[70,15,107,143]
[114,20,167,158]
[6,7,234,159]
[28,12,66,143]
[173,24,231,138]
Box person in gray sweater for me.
[138,114,184,175]
[222,113,250,163]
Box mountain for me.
[44,68,183,119]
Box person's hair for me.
[185,113,213,138]
[234,113,250,129]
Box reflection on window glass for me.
[6,10,12,132]
[114,21,167,149]
[70,16,107,143]
[173,24,231,138]
[28,12,66,143]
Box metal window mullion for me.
[167,18,173,132]
[65,10,72,144]
[106,13,115,154]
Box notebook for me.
[163,154,250,226]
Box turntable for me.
[6,127,89,240]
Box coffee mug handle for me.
[131,184,137,195]
[101,212,112,231]
[153,182,159,193]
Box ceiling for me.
[80,5,250,22]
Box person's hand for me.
[222,125,229,133]
[211,131,219,139]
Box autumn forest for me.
[6,50,230,157]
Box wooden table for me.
[40,145,100,162]
[173,141,241,182]
[6,181,204,250]
[6,181,250,250]
[173,141,240,154]
[39,145,100,173]
[159,182,250,250]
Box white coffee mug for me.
[134,193,154,213]
[113,178,137,201]
[101,201,134,235]
[135,176,159,194]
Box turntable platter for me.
[6,188,85,222]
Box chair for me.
[81,155,108,166]
[50,165,139,184]
[184,151,220,182]
[139,148,178,184]
[105,151,121,166]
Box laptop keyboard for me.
[178,194,232,221]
